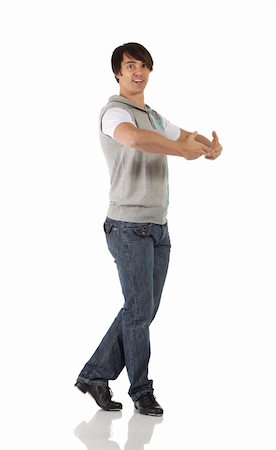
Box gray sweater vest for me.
[99,95,169,225]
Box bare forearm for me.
[131,128,183,156]
[114,123,211,159]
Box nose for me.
[134,68,146,78]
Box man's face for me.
[116,53,151,96]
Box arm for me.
[114,123,212,160]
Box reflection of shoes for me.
[74,411,122,450]
[134,392,163,416]
[75,381,122,411]
[125,411,163,449]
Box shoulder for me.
[102,107,133,121]
[101,107,136,139]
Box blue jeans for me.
[76,217,171,401]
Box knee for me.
[123,301,153,326]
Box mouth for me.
[132,79,144,85]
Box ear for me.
[114,70,122,83]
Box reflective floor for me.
[5,370,275,450]
[74,409,163,450]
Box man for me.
[75,43,222,417]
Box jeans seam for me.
[121,233,138,383]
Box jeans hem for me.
[76,377,108,386]
[131,389,154,402]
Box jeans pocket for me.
[104,222,119,257]
[103,222,114,234]
[127,223,152,241]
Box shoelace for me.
[140,392,159,406]
[102,386,114,404]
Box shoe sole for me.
[134,406,163,417]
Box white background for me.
[0,0,275,449]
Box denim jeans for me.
[76,217,171,401]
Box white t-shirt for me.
[102,107,181,141]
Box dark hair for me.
[111,42,154,83]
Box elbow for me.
[127,129,141,148]
[114,127,140,148]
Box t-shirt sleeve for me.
[102,107,136,139]
[161,116,181,141]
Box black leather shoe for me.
[134,392,163,416]
[75,381,122,411]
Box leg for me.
[77,219,154,388]
[77,308,125,384]
[118,222,156,399]
[76,219,170,401]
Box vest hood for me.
[107,95,152,114]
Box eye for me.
[127,63,133,69]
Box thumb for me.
[212,130,218,139]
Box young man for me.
[75,43,222,416]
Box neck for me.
[119,91,145,109]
